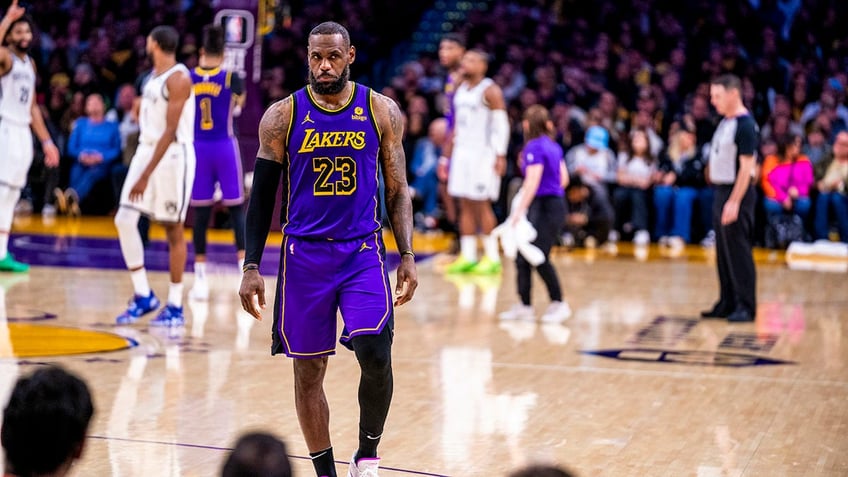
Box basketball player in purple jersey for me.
[239,22,417,477]
[436,34,465,244]
[189,25,247,300]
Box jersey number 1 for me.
[199,98,214,130]
[313,156,356,196]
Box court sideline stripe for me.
[87,435,450,476]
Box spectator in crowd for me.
[653,118,713,251]
[56,92,121,215]
[410,117,448,230]
[762,133,814,222]
[565,125,616,191]
[613,128,656,246]
[1,365,94,477]
[804,124,832,168]
[564,175,615,249]
[221,432,292,477]
[814,131,848,242]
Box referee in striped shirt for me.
[701,75,758,323]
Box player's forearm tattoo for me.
[257,96,291,163]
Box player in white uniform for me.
[114,25,196,327]
[445,49,509,274]
[0,1,59,273]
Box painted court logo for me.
[582,316,795,368]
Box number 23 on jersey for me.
[312,156,356,196]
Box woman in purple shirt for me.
[499,105,571,323]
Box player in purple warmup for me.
[189,25,247,300]
[238,22,417,477]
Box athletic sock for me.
[310,447,336,477]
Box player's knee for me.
[114,207,140,232]
[353,334,392,375]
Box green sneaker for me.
[445,256,477,274]
[471,257,502,275]
[0,254,29,273]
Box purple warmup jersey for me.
[522,135,564,197]
[284,83,382,240]
[190,67,237,140]
[444,74,457,131]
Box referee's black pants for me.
[712,185,757,314]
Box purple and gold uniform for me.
[190,66,244,205]
[273,83,392,357]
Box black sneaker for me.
[727,309,755,323]
[700,303,732,319]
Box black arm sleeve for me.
[244,158,283,266]
[229,72,245,96]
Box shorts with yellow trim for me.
[271,232,394,358]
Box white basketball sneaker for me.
[498,303,534,321]
[540,301,572,323]
[348,452,380,477]
[189,277,209,301]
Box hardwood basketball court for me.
[0,216,845,476]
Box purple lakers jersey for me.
[190,66,243,140]
[284,83,382,240]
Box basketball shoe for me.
[0,254,29,273]
[499,303,534,321]
[150,304,185,327]
[445,256,476,274]
[470,256,501,275]
[116,292,160,324]
[540,301,572,323]
[347,452,380,477]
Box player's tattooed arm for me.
[257,95,292,164]
[375,93,414,253]
[374,92,418,305]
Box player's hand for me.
[4,0,25,22]
[43,142,60,168]
[128,175,149,202]
[393,256,418,307]
[239,270,266,320]
[495,155,506,176]
[721,199,739,225]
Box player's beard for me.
[309,65,349,95]
[9,40,30,55]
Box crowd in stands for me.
[393,0,848,247]
[15,0,848,247]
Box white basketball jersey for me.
[0,54,35,126]
[452,77,494,153]
[139,63,195,144]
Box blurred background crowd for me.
[16,0,848,248]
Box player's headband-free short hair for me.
[202,24,225,56]
[441,33,466,48]
[149,25,180,54]
[309,21,351,49]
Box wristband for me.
[42,138,54,147]
[438,156,449,166]
[242,263,259,273]
[400,250,415,258]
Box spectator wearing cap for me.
[565,125,617,193]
